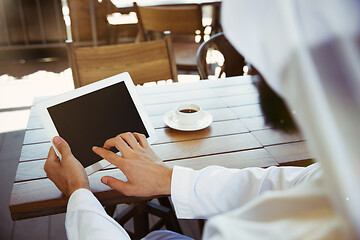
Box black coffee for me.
[180,109,198,113]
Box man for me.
[44,0,360,239]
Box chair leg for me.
[198,219,206,237]
[114,203,138,226]
[105,204,117,217]
[133,201,150,240]
[111,198,182,239]
[157,197,182,234]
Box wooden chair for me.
[66,32,178,88]
[196,32,246,79]
[134,2,204,71]
[67,0,138,46]
[105,197,183,240]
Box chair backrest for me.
[66,32,178,88]
[67,0,118,45]
[134,2,204,42]
[197,32,246,79]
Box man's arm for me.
[66,189,130,240]
[170,163,321,219]
[44,136,131,240]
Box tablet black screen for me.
[47,81,148,168]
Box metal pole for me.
[69,0,80,42]
[53,0,63,43]
[0,0,11,45]
[17,0,29,45]
[35,0,46,44]
[88,0,98,46]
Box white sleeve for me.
[65,188,130,240]
[171,163,321,219]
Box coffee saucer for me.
[163,110,213,131]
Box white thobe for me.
[66,163,345,239]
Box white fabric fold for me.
[66,188,130,240]
[171,164,321,219]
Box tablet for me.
[35,72,157,175]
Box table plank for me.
[136,76,252,96]
[23,119,248,146]
[252,129,304,146]
[153,133,262,161]
[144,97,227,116]
[24,129,48,145]
[221,93,259,107]
[24,106,241,146]
[15,160,46,182]
[212,84,257,97]
[140,88,216,106]
[229,104,262,119]
[27,116,43,130]
[20,142,51,162]
[151,108,238,129]
[265,141,314,164]
[164,148,278,170]
[10,168,139,220]
[240,116,269,131]
[140,84,257,106]
[156,119,249,144]
[207,76,252,88]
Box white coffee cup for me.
[175,103,202,125]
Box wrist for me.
[159,167,173,196]
[68,180,90,197]
[69,186,90,197]
[166,168,173,195]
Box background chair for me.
[66,32,178,88]
[67,0,114,45]
[67,0,138,46]
[197,32,246,79]
[134,2,204,71]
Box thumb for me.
[101,176,129,194]
[53,136,72,158]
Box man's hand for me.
[44,136,90,197]
[92,132,172,197]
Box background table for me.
[9,76,314,220]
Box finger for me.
[47,146,60,163]
[103,136,131,153]
[53,136,73,159]
[133,133,150,149]
[120,132,142,151]
[101,176,130,195]
[92,146,126,168]
[44,147,60,172]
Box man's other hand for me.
[44,136,90,197]
[92,132,172,197]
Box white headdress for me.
[222,0,360,237]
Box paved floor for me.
[0,55,73,240]
[0,53,201,240]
